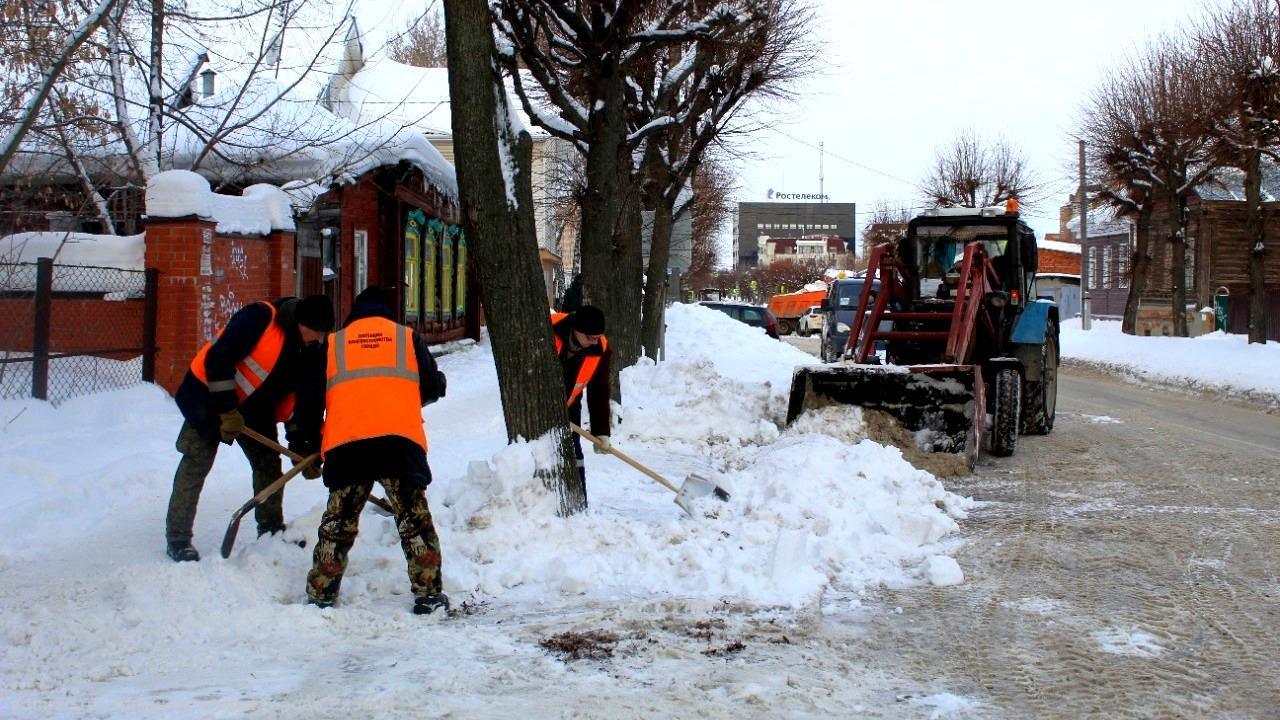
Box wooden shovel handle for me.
[239,426,396,515]
[569,423,680,495]
[241,426,303,462]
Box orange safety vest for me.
[190,301,295,421]
[321,316,427,457]
[551,311,608,408]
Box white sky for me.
[728,0,1218,251]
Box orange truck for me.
[766,288,827,336]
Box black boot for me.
[413,593,450,616]
[258,524,306,548]
[166,541,200,562]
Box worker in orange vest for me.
[165,295,334,562]
[551,305,611,501]
[301,286,449,615]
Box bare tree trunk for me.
[146,0,165,172]
[578,55,630,368]
[51,111,115,234]
[1168,186,1189,336]
[443,0,583,515]
[1243,147,1268,344]
[641,200,674,360]
[108,1,149,181]
[1122,205,1154,335]
[610,187,643,389]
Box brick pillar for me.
[144,216,218,395]
[267,229,297,298]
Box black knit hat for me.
[354,285,396,310]
[571,305,606,335]
[295,294,335,332]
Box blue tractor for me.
[787,202,1059,464]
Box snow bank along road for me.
[848,366,1280,718]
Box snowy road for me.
[839,365,1280,718]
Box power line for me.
[764,129,1060,225]
[770,129,922,190]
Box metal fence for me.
[0,258,157,404]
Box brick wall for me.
[0,296,145,357]
[144,217,295,394]
[1038,248,1080,275]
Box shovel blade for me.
[674,474,719,517]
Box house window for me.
[1102,246,1111,289]
[1118,244,1130,288]
[354,229,368,296]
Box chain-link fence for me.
[0,258,157,405]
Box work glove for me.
[218,409,245,443]
[301,460,323,480]
[592,435,611,455]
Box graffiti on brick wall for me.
[229,243,249,280]
[217,290,239,328]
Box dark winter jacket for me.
[561,276,583,312]
[176,297,324,444]
[298,299,446,489]
[552,314,611,436]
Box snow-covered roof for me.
[6,3,456,200]
[1,231,144,270]
[1039,238,1082,255]
[1065,204,1131,239]
[344,60,549,140]
[1196,162,1280,202]
[168,76,457,196]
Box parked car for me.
[820,278,891,362]
[699,301,780,339]
[797,305,824,337]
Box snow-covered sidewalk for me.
[0,303,972,718]
[1061,319,1280,405]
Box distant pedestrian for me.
[165,295,334,562]
[551,305,611,500]
[561,274,584,312]
[302,286,449,615]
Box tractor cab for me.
[905,206,1037,308]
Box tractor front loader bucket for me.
[787,364,984,468]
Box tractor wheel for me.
[990,368,1021,457]
[1021,320,1059,435]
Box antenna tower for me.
[819,141,825,201]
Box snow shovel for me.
[569,423,729,517]
[220,452,319,558]
[240,427,395,516]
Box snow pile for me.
[146,170,295,235]
[422,303,970,607]
[1062,319,1280,400]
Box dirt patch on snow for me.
[861,409,972,478]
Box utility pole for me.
[819,141,825,202]
[1079,139,1091,330]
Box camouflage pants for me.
[305,477,443,606]
[165,421,285,544]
